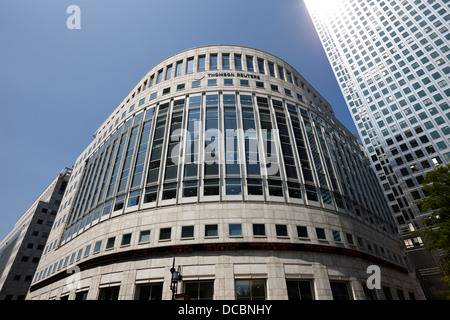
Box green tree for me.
[414,163,450,299]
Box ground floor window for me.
[75,290,88,300]
[286,280,314,300]
[329,281,352,300]
[235,279,266,300]
[184,281,214,300]
[135,283,163,300]
[98,286,120,300]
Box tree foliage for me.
[414,163,450,299]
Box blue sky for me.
[0,0,357,240]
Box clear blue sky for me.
[0,0,357,240]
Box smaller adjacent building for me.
[0,168,71,300]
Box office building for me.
[0,168,71,300]
[27,45,423,300]
[305,0,450,298]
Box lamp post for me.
[170,258,182,300]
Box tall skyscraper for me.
[305,0,450,299]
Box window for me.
[127,190,140,207]
[198,56,205,72]
[186,58,194,74]
[159,228,171,241]
[192,80,201,88]
[205,224,218,237]
[276,224,288,237]
[139,230,150,243]
[105,237,115,250]
[208,79,217,86]
[185,281,214,300]
[297,226,308,238]
[234,54,242,70]
[165,65,172,80]
[236,280,266,300]
[332,230,342,242]
[240,79,249,86]
[246,56,254,72]
[93,240,102,253]
[253,224,266,236]
[135,283,163,300]
[75,291,89,300]
[98,286,120,300]
[181,225,194,238]
[222,54,230,70]
[330,282,352,300]
[226,178,242,195]
[316,228,326,240]
[121,233,132,246]
[229,224,242,237]
[175,61,183,77]
[286,280,313,300]
[257,59,265,74]
[210,54,218,70]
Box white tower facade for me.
[305,0,450,299]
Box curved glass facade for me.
[29,45,423,300]
[61,47,397,244]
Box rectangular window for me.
[165,65,172,80]
[257,59,265,74]
[286,280,314,300]
[205,224,218,237]
[276,224,288,237]
[127,190,140,207]
[84,244,91,257]
[159,227,171,241]
[330,282,352,300]
[332,230,342,242]
[234,54,242,70]
[139,230,150,243]
[226,178,242,195]
[240,79,249,86]
[208,79,217,86]
[229,224,242,236]
[181,225,194,238]
[186,58,194,74]
[210,54,218,70]
[98,286,120,300]
[93,240,102,253]
[185,281,214,300]
[316,228,326,240]
[106,237,115,249]
[121,233,132,246]
[236,279,266,300]
[246,56,254,72]
[135,283,163,300]
[222,54,230,70]
[297,226,308,238]
[156,70,163,83]
[268,62,275,77]
[175,61,183,77]
[198,55,206,72]
[192,80,201,88]
[277,66,284,79]
[253,224,266,236]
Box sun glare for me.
[305,0,341,18]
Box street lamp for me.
[170,258,182,300]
